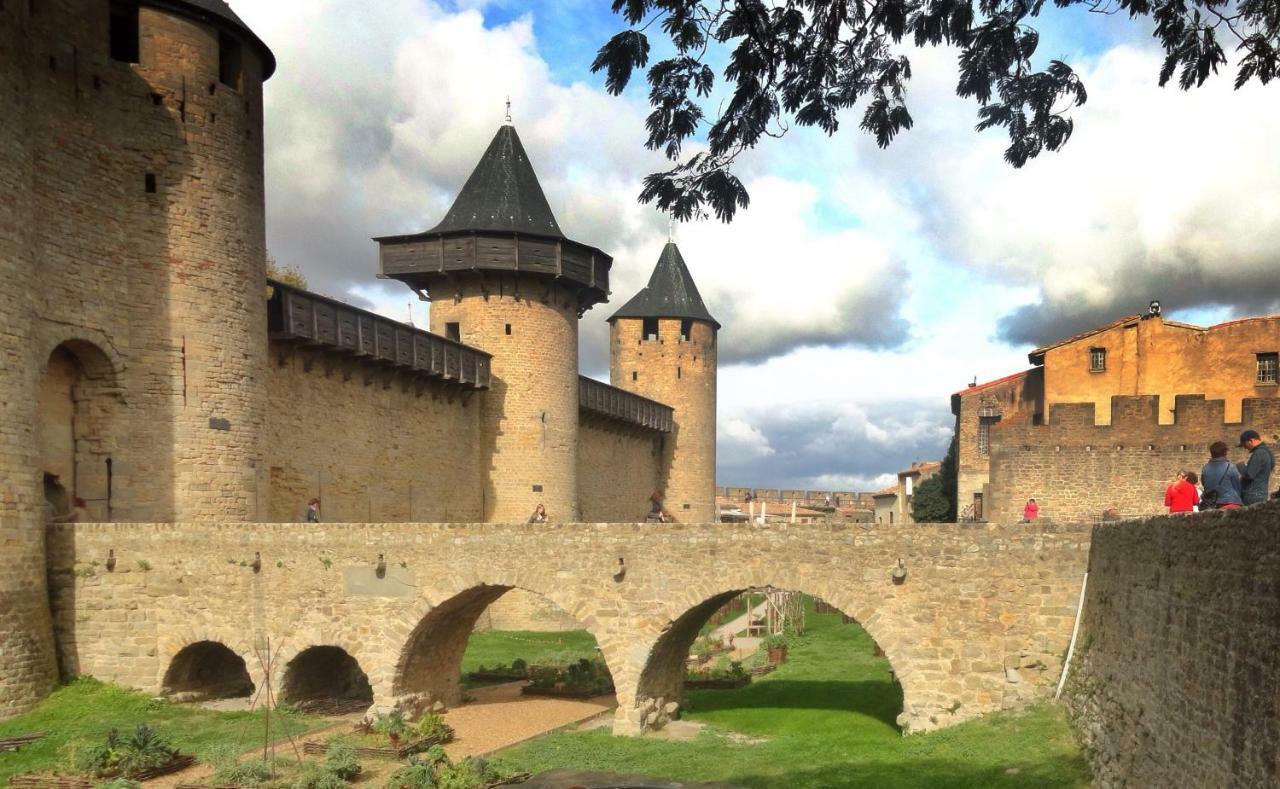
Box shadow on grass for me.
[688,679,904,730]
[731,753,1091,789]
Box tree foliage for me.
[911,434,957,523]
[266,254,309,290]
[593,0,1280,221]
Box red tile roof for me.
[952,369,1031,398]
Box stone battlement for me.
[987,395,1280,522]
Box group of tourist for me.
[525,490,673,524]
[1165,430,1274,513]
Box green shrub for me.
[290,762,348,789]
[383,762,436,789]
[509,658,527,673]
[210,757,276,787]
[323,743,361,781]
[414,713,454,743]
[75,724,177,778]
[94,780,141,789]
[370,710,408,738]
[434,756,501,789]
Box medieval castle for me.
[0,0,717,717]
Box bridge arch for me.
[161,640,254,702]
[281,645,374,713]
[389,582,623,712]
[620,572,916,735]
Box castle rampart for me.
[988,395,1280,522]
[1063,502,1280,787]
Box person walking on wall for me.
[1201,441,1243,510]
[527,503,547,524]
[1022,498,1039,522]
[1164,471,1199,514]
[306,497,321,523]
[1237,430,1275,505]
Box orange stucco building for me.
[953,307,1280,520]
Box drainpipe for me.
[1055,571,1089,700]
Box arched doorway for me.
[632,589,902,735]
[161,641,254,702]
[36,341,118,521]
[281,646,374,714]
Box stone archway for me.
[161,641,254,702]
[37,340,119,521]
[281,645,374,713]
[623,587,905,735]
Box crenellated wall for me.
[1064,503,1280,787]
[988,395,1280,523]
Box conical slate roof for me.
[427,125,563,238]
[610,242,719,329]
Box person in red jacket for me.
[1164,471,1200,513]
[1022,498,1039,522]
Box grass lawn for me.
[493,599,1091,789]
[0,678,331,784]
[460,629,600,684]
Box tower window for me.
[642,317,659,341]
[144,173,156,193]
[445,322,460,342]
[1089,347,1106,372]
[504,323,512,336]
[1258,352,1278,384]
[677,367,682,379]
[218,32,243,90]
[632,371,638,382]
[108,1,139,63]
[680,319,692,342]
[977,415,999,455]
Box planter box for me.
[521,685,614,700]
[748,663,776,677]
[0,732,46,752]
[291,697,372,716]
[685,675,751,690]
[302,733,451,760]
[466,671,527,683]
[10,756,195,789]
[767,645,788,664]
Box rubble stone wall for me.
[1064,503,1280,788]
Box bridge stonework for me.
[45,521,1090,734]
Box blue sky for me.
[239,0,1280,492]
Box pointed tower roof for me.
[373,123,613,312]
[426,125,564,237]
[610,242,719,329]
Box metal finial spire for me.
[668,215,676,243]
[504,96,512,124]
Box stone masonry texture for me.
[611,317,717,522]
[1063,502,1280,788]
[988,395,1280,523]
[45,520,1090,735]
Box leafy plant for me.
[210,757,277,787]
[290,761,348,789]
[75,724,177,778]
[383,761,436,789]
[324,743,361,781]
[370,710,408,739]
[762,634,789,650]
[93,780,141,789]
[414,713,454,743]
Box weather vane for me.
[505,96,512,124]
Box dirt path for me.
[442,682,614,759]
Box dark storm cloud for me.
[717,399,954,490]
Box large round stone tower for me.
[609,242,719,522]
[376,124,612,522]
[0,0,274,717]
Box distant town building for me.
[872,462,941,524]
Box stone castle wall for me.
[45,520,1090,735]
[1064,503,1280,787]
[988,395,1280,523]
[578,419,664,522]
[428,276,581,522]
[610,318,717,522]
[0,0,269,715]
[263,344,484,522]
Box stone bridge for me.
[46,521,1090,734]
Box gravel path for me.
[442,682,614,759]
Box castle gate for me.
[46,521,1090,734]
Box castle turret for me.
[609,243,719,522]
[0,0,274,717]
[376,124,612,522]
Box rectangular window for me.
[642,317,659,341]
[1089,347,1106,372]
[108,1,139,63]
[680,319,692,342]
[1258,352,1278,385]
[218,32,243,89]
[445,322,460,341]
[973,493,983,520]
[977,416,998,455]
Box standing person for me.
[1201,441,1243,510]
[1237,430,1275,505]
[527,503,547,524]
[1022,498,1039,522]
[305,498,320,523]
[646,490,671,523]
[1164,471,1199,514]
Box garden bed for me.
[467,671,528,683]
[520,685,614,700]
[8,755,196,789]
[289,697,371,716]
[685,675,751,690]
[302,732,451,760]
[748,663,777,677]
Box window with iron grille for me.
[1089,347,1106,372]
[1258,352,1278,384]
[978,415,999,455]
